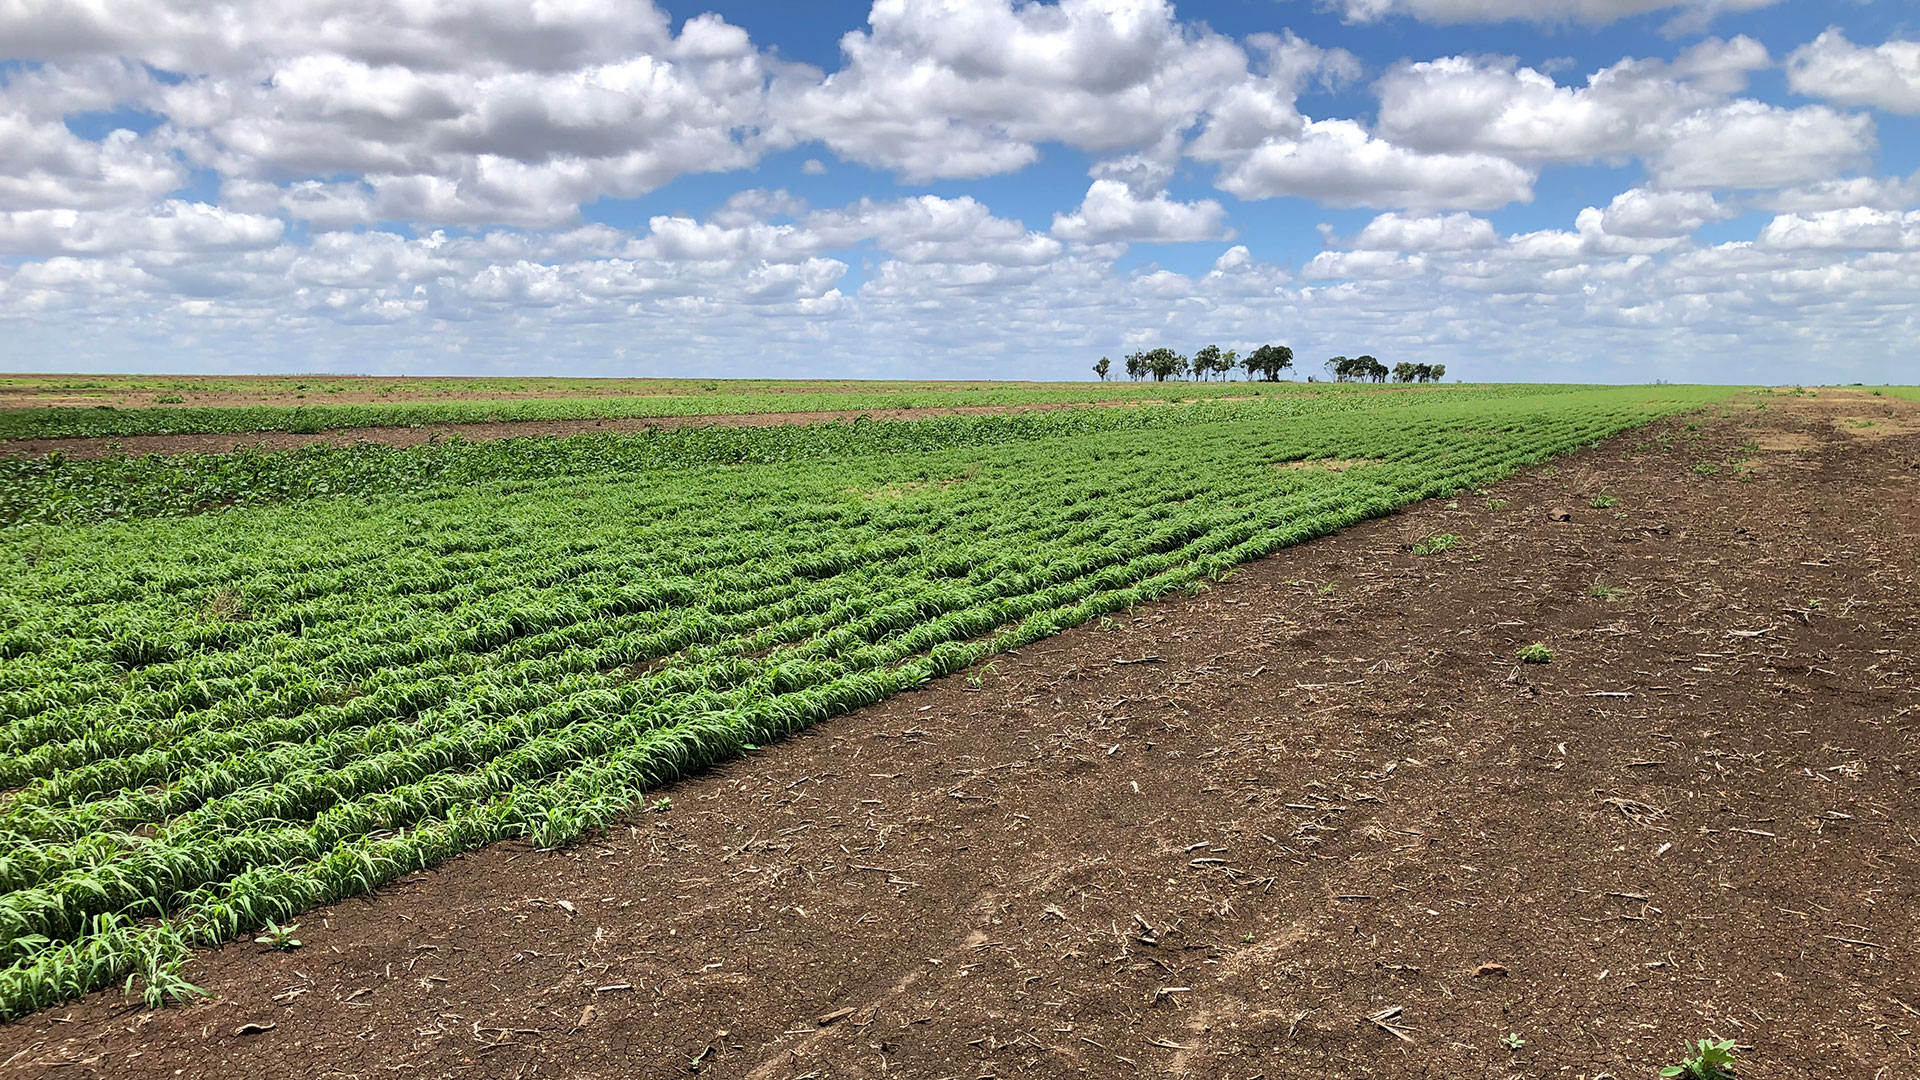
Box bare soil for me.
[2,391,1916,1080]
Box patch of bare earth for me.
[1,394,1916,1080]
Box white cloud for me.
[1756,208,1920,252]
[0,202,284,256]
[1374,40,1770,165]
[773,0,1250,182]
[1756,174,1920,214]
[1348,211,1500,251]
[1332,0,1779,26]
[1652,101,1874,189]
[1215,119,1535,210]
[1597,188,1729,238]
[1787,30,1920,116]
[1051,180,1229,244]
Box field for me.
[0,375,1355,448]
[0,384,1915,1079]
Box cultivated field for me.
[0,384,1914,1079]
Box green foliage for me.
[1588,580,1627,600]
[1590,493,1618,508]
[0,385,1732,1019]
[1501,1033,1525,1051]
[253,920,301,950]
[1244,344,1294,381]
[1660,1037,1738,1079]
[1410,532,1461,555]
[1517,643,1554,663]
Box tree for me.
[1141,347,1187,381]
[1221,348,1239,381]
[1393,362,1418,383]
[1244,343,1293,381]
[1093,356,1111,381]
[1356,355,1387,382]
[1326,356,1353,381]
[1429,363,1447,382]
[1193,344,1222,381]
[1124,351,1145,381]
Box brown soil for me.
[2,394,1917,1080]
[0,401,1150,461]
[1275,457,1383,472]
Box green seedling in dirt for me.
[965,662,1000,690]
[1660,1037,1738,1079]
[254,921,302,951]
[1182,579,1211,597]
[1589,580,1627,600]
[1692,462,1720,475]
[1516,643,1554,664]
[1485,498,1511,511]
[1589,493,1617,509]
[1242,932,1255,943]
[1501,1033,1525,1051]
[650,797,673,813]
[1536,466,1560,478]
[1410,533,1461,556]
[1807,597,1823,610]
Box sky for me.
[0,0,1916,383]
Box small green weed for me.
[253,920,302,950]
[1502,1032,1525,1051]
[1692,462,1720,475]
[1589,580,1626,600]
[1660,1036,1737,1079]
[1485,498,1510,511]
[1590,493,1617,509]
[650,796,673,813]
[1410,532,1461,555]
[1516,643,1553,664]
[153,394,185,404]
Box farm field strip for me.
[0,385,1732,1017]
[0,378,1384,442]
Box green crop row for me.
[0,379,1363,441]
[0,385,1733,1017]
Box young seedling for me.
[1485,498,1511,511]
[650,796,673,813]
[1410,532,1461,555]
[254,921,302,951]
[1516,643,1553,664]
[1660,1036,1738,1079]
[1589,493,1618,509]
[1589,580,1627,600]
[1501,1032,1526,1051]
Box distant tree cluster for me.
[1094,346,1447,384]
[1325,355,1387,382]
[1095,344,1294,382]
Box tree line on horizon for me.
[1093,347,1446,384]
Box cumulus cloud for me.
[1347,212,1500,251]
[774,0,1249,181]
[1215,120,1535,209]
[1597,188,1730,238]
[0,202,284,256]
[1374,39,1771,165]
[1787,30,1920,115]
[1332,0,1780,26]
[1051,180,1229,244]
[1651,101,1874,189]
[1756,208,1920,252]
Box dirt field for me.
[1,390,1914,1079]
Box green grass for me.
[0,384,1732,1017]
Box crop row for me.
[0,385,1732,1016]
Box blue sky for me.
[1,0,1916,383]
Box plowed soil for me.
[2,390,1916,1080]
